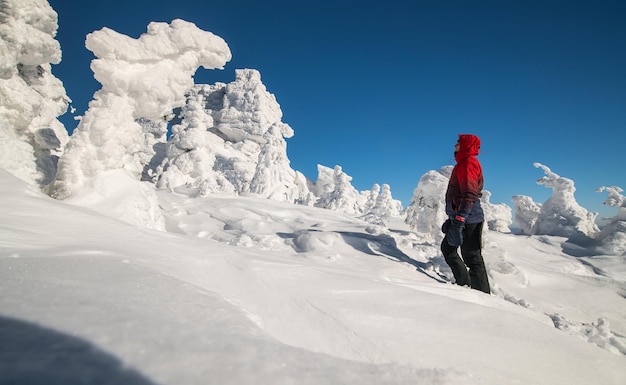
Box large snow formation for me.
[157,69,313,204]
[0,0,69,187]
[49,19,232,201]
[43,19,231,230]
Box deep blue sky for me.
[48,0,625,219]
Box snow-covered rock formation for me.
[0,0,69,187]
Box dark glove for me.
[446,218,465,247]
[441,219,451,233]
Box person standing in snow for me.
[441,134,491,294]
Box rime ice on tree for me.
[50,19,232,200]
[314,165,363,214]
[481,190,512,232]
[405,167,452,243]
[158,69,313,204]
[595,186,626,255]
[511,195,541,235]
[525,163,599,240]
[0,0,69,187]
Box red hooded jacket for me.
[445,134,484,223]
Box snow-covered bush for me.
[0,0,69,187]
[595,186,626,255]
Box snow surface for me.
[2,1,626,383]
[2,170,626,385]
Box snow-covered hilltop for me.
[1,0,625,254]
[1,1,626,384]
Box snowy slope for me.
[1,170,625,385]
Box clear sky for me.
[48,0,625,220]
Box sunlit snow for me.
[1,1,626,384]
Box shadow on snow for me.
[0,315,159,385]
[278,230,449,284]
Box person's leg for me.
[460,222,490,293]
[441,234,470,286]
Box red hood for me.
[455,134,481,162]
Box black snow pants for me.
[441,221,491,294]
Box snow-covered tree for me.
[511,195,541,235]
[406,166,513,241]
[363,184,380,214]
[308,164,335,198]
[314,165,362,214]
[157,69,312,204]
[136,117,169,183]
[595,186,626,255]
[531,163,599,241]
[481,190,512,232]
[0,0,69,187]
[361,184,403,225]
[157,84,245,195]
[597,186,626,222]
[50,19,231,199]
[404,166,452,243]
